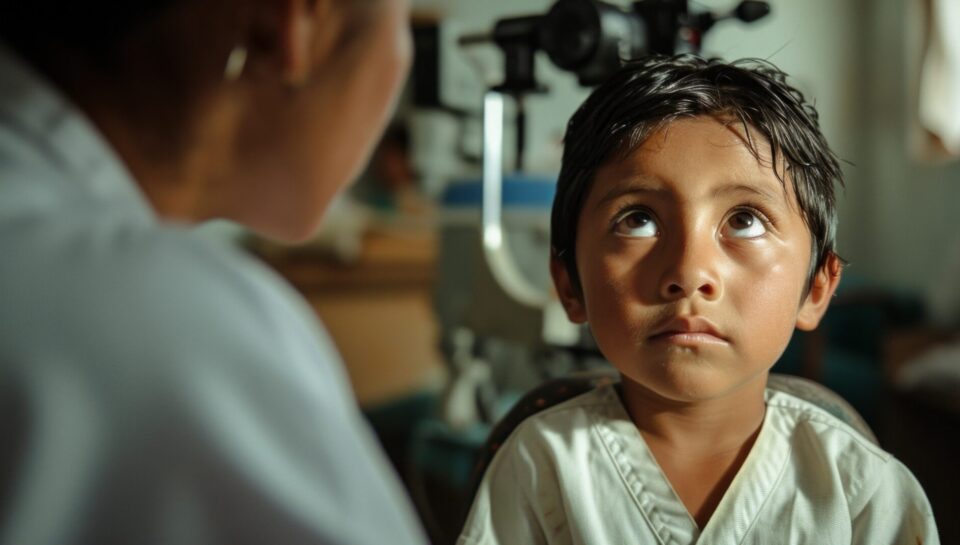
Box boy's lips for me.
[648,316,729,345]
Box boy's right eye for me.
[613,209,659,238]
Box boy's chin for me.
[619,363,771,405]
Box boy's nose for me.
[658,238,722,302]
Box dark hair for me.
[551,55,844,292]
[0,4,176,67]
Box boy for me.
[458,56,938,544]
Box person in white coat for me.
[0,1,427,544]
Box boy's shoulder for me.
[763,385,896,501]
[762,386,933,519]
[764,384,886,459]
[506,382,630,450]
[520,381,621,421]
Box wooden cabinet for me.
[253,229,447,407]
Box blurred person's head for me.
[1,0,412,241]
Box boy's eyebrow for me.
[595,176,668,207]
[595,178,787,208]
[713,183,790,206]
[711,182,785,205]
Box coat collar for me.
[0,41,155,222]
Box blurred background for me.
[203,0,960,543]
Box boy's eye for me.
[613,209,658,238]
[724,211,767,238]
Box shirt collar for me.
[0,41,156,222]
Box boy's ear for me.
[796,253,842,331]
[549,253,588,324]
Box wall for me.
[857,0,960,298]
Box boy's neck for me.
[618,373,768,460]
[618,373,768,529]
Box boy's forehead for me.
[591,116,797,207]
[634,116,774,168]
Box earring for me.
[224,45,248,81]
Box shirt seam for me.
[735,438,791,545]
[590,392,674,545]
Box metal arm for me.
[481,90,551,308]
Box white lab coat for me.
[0,43,427,545]
[459,384,939,545]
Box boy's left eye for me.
[724,211,767,238]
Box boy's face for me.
[551,116,839,403]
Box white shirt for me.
[459,384,939,545]
[0,44,427,545]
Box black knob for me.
[735,1,770,23]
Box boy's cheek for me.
[729,239,811,302]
